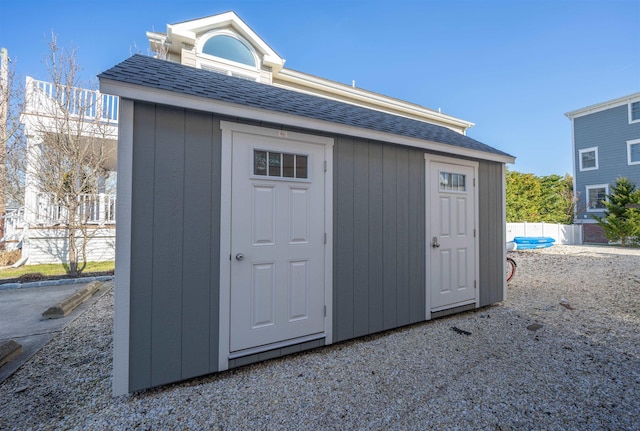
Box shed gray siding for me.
[126,103,506,390]
[574,104,640,220]
[332,138,506,341]
[129,102,221,391]
[478,160,506,306]
[333,137,426,342]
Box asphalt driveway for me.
[0,281,112,383]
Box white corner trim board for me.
[112,99,134,396]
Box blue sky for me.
[1,0,638,176]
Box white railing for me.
[2,207,25,228]
[36,193,116,225]
[25,77,119,124]
[1,207,26,242]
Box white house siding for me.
[21,226,115,265]
[181,48,197,67]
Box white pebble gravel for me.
[0,244,639,430]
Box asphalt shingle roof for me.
[98,54,512,158]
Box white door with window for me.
[229,131,327,354]
[427,158,478,312]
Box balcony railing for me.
[25,77,119,124]
[36,193,116,225]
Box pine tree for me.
[593,177,640,246]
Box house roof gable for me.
[98,55,513,161]
[147,11,285,73]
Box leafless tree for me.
[0,48,27,250]
[19,33,116,276]
[148,26,170,60]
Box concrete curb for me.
[0,275,114,291]
[0,340,23,368]
[42,281,104,319]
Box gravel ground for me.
[0,244,639,430]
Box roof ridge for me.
[99,55,512,159]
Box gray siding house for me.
[566,93,640,242]
[99,15,514,395]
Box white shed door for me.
[230,132,326,353]
[429,161,477,311]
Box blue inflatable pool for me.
[513,236,555,249]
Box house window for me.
[630,101,640,124]
[628,139,640,165]
[586,185,608,211]
[579,147,598,171]
[197,30,261,81]
[439,172,466,192]
[202,35,256,67]
[254,150,308,179]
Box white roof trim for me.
[100,79,514,164]
[275,69,474,133]
[565,92,640,119]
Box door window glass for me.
[268,153,281,177]
[254,150,267,176]
[283,153,295,177]
[439,172,466,192]
[296,154,308,179]
[254,150,308,179]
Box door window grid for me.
[439,172,466,192]
[254,150,308,179]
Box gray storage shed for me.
[99,54,515,395]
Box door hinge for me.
[473,228,476,238]
[324,160,327,172]
[324,305,327,317]
[473,178,476,187]
[324,232,327,244]
[474,280,477,289]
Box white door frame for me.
[424,154,479,320]
[219,121,333,371]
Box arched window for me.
[202,35,256,67]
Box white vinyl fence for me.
[506,222,583,245]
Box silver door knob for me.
[235,253,245,261]
[432,237,440,248]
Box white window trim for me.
[195,29,261,81]
[627,138,640,165]
[579,146,599,171]
[629,100,640,124]
[196,57,261,81]
[585,184,609,212]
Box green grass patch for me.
[0,261,114,280]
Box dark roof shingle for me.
[98,55,512,158]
